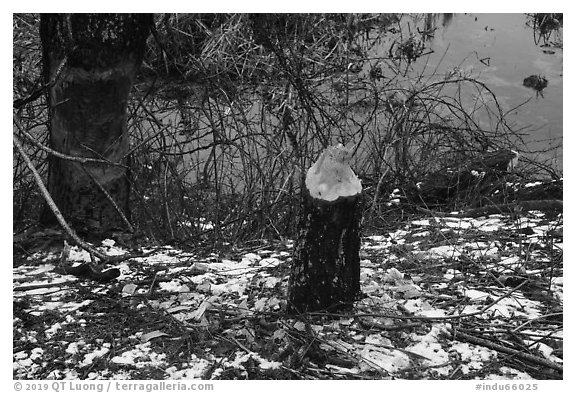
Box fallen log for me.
[456,199,562,217]
[410,149,519,205]
[418,199,563,218]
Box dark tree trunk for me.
[288,145,363,313]
[39,14,152,235]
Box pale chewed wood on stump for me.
[288,143,363,313]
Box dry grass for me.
[13,13,562,245]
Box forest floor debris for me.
[13,211,563,380]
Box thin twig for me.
[512,312,564,332]
[81,164,134,233]
[14,115,127,168]
[452,330,562,373]
[13,132,108,261]
[13,55,68,109]
[13,281,76,292]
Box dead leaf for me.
[254,297,268,312]
[384,268,404,283]
[238,299,250,316]
[167,305,189,314]
[189,299,209,321]
[273,328,286,341]
[178,284,193,302]
[241,327,256,344]
[393,284,421,299]
[197,280,211,293]
[267,297,282,310]
[294,321,306,331]
[191,262,210,273]
[140,330,168,343]
[122,283,138,295]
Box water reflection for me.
[423,13,454,38]
[138,13,563,195]
[523,75,549,98]
[526,13,563,47]
[442,13,454,27]
[399,13,562,167]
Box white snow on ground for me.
[449,342,497,374]
[210,351,283,379]
[165,355,212,379]
[13,212,562,380]
[68,248,92,262]
[427,245,462,258]
[81,344,111,367]
[404,299,447,318]
[485,367,535,380]
[34,299,93,315]
[111,341,167,368]
[443,217,473,230]
[406,325,452,376]
[359,336,411,373]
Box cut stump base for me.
[288,144,363,313]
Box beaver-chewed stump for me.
[288,144,363,313]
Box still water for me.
[415,13,562,168]
[145,13,563,190]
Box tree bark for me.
[39,14,152,235]
[288,144,363,313]
[410,149,519,206]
